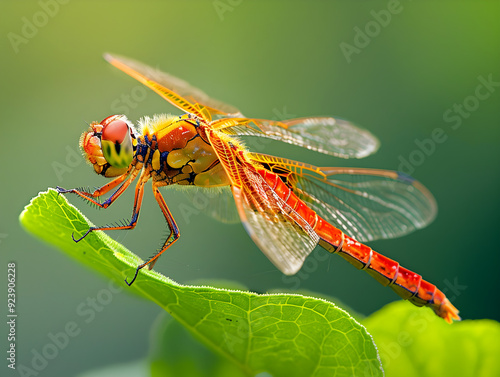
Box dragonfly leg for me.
[56,174,126,200]
[56,167,138,209]
[72,170,147,242]
[125,184,180,286]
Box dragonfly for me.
[57,53,460,323]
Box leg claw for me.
[125,266,141,286]
[71,229,92,243]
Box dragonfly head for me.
[80,115,137,177]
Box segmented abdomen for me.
[258,167,460,323]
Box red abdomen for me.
[258,167,460,323]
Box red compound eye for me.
[101,118,129,144]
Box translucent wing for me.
[180,186,240,224]
[105,54,377,158]
[221,116,380,159]
[104,53,242,121]
[205,129,319,275]
[250,153,437,243]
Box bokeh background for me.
[1,1,499,376]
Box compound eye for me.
[102,119,129,144]
[100,118,134,168]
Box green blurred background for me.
[1,1,499,376]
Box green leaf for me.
[267,288,366,323]
[363,301,500,377]
[149,312,249,377]
[20,189,383,377]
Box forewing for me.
[205,129,319,275]
[250,154,437,243]
[222,116,380,159]
[104,53,242,120]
